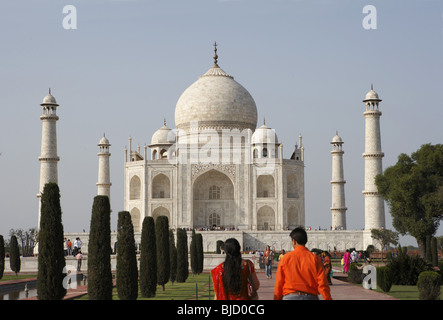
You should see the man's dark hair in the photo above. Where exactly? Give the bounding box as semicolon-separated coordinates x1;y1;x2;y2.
290;227;307;245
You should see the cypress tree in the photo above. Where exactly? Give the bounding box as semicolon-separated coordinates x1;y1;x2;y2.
139;216;157;297
169;229;177;285
37;183;66;300
116;211;138;300
87;195;113;300
196;233;204;274
156;216;170;291
176;228;189;283
9;236;21;275
0;235;4;279
190;229;197;275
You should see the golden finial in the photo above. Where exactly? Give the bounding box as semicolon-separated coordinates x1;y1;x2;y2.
213;41;219;66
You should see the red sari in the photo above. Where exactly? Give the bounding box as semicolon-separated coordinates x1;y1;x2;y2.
211;259;256;300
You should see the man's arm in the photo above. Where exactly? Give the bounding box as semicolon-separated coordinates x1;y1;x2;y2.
273;259;285;300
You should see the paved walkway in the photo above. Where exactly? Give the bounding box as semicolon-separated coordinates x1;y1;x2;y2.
255;268;398;300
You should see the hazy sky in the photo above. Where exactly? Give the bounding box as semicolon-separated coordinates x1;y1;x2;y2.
1;0;442;245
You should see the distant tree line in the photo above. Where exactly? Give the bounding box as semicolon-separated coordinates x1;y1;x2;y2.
1;228;38;257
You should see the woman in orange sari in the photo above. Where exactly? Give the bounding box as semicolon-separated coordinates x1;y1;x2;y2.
211;238;260;300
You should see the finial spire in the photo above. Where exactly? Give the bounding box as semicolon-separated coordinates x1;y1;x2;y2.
49;88;51;95
213;41;218;66
163;117;166;126
371;83;373;90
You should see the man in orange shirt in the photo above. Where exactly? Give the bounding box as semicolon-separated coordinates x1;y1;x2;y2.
274;227;332;300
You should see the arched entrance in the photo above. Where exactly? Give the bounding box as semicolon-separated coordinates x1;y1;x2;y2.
152;206;170;222
192;169;235;229
257;205;275;230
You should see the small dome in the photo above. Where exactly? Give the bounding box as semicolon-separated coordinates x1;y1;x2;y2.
150;124;175;146
331;132;343;144
251;123;279;145
41;93;58;105
99;135;110;146
363;86;381;102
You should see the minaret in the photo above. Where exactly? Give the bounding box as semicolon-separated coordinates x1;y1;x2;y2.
330;132;347;230
362;85;385;230
37;89;60;229
97;134;112;204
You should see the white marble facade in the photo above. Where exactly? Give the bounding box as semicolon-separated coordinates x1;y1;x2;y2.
124;54;306;237
118;48;383;252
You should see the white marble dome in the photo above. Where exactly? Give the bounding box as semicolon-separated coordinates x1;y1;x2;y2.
251;123;279;144
41;93;58;105
99;135;110;145
331;133;343;144
174;64;258;131
363;88;381;102
150;124;175;146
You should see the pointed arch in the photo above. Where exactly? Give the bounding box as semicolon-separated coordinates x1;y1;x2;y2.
152;206;170;221
129;175;141;200
257;205;275;230
192;169;235;228
287;173;298;198
257;174;275;198
152;173;170;198
130;207;141;232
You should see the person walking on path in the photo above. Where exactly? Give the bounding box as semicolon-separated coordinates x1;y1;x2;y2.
342;250;351;273
274;227;332;300
211;238;260;300
76;250;83;272
322;252;332;285
263;245;274;279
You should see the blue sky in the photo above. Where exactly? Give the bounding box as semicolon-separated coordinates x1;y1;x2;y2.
0;0;442;245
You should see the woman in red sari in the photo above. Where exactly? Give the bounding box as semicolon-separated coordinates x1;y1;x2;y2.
211;238;260;300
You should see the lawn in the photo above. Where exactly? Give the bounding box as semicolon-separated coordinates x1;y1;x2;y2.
373;284;443;300
77;273;215;300
0;274;37;282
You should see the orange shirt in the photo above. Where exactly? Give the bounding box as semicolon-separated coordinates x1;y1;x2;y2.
274;245;332;300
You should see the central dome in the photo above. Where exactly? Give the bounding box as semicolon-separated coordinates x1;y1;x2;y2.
175;59;258;132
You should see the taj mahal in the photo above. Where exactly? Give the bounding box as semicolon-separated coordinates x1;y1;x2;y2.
37;44;386;253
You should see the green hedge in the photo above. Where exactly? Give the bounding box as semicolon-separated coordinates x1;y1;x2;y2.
348;263;363;284
377;266;393;292
417;271;441;300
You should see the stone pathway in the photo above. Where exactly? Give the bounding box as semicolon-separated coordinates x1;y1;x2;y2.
254;268;398;300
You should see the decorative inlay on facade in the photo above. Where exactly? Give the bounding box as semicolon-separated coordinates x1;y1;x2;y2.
191;163;236;182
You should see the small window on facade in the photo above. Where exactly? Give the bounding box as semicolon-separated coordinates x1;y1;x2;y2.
209;185;221;200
